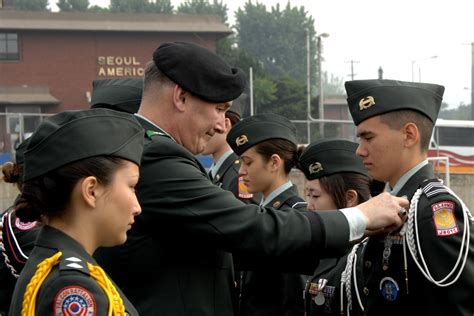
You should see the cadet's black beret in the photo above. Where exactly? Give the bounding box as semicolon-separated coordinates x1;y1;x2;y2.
153;42;247;103
298;139;368;180
15;138;30;165
90;78;143;114
23;109;144;181
227;113;297;156
345;79;444;125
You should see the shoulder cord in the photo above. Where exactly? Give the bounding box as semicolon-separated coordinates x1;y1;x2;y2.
0;210;29;278
401;187;472;288
340;239;366;315
21;251;125;316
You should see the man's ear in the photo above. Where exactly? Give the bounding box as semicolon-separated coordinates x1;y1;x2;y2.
172;85;187;112
81;176;102;208
224;117;232;133
403;122;419;149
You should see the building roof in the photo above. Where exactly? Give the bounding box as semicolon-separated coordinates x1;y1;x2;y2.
0;10;232;34
0;86;60;104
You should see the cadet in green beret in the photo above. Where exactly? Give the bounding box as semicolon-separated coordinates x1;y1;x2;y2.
345;79;474;315
226;113;307;316
90;78;143;114
0;138;42;315
298;139;371;315
94;42;407;316
8;109;144;316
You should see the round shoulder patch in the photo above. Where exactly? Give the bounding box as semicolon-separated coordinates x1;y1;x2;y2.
54;285;96;316
14;217;37;231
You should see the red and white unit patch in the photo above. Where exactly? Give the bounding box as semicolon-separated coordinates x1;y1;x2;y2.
14;217;37;231
238;176;253;199
54;286;96;316
431;201;459;237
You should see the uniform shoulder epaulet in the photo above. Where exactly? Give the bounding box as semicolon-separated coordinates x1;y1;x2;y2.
420;178;449;199
58;251;90;276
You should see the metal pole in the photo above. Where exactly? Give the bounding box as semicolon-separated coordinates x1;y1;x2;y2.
411;60;415;81
471;43;474;120
249;67;254;116
306;29;311;144
318;36;324;138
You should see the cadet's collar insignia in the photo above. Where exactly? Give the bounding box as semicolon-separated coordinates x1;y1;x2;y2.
273;201;281;208
215;174;220;181
379;277;399;301
359;96;375;111
309;162;324;174
238;176;253;199
236;135;248;146
234;159;240;164
431;201;459;236
54;286;96;315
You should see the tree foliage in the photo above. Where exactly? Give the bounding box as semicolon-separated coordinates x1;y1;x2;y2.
15;0;49;11
56;0;89;12
177;0;228;24
109;0;173;13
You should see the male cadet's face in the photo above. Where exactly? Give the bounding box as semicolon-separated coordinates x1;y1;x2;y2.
201;118;231;156
305;179;338;211
356;115;405;184
184;94;230;155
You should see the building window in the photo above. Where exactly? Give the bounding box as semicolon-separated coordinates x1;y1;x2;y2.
0;33;19;61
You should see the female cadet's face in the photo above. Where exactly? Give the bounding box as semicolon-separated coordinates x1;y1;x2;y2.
238;147;274;194
99;160;141;246
305;179;338;211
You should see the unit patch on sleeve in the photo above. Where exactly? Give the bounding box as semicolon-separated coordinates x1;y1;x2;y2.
431;201;459;237
54;286;96;316
238;176;253;199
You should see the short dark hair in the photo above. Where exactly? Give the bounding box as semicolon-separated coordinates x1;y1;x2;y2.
254;139;298;174
143;61;174;91
318;173;371;209
15;157;127;222
379;110;434;151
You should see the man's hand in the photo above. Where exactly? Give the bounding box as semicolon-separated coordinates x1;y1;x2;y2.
358;192;409;233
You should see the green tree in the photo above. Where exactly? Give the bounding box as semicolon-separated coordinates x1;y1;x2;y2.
15;0;49;11
177;0;228;24
88;5;109;12
109;0;172;13
57;0;89;11
439;103;472;120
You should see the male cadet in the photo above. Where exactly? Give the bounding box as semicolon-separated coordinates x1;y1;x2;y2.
345;79;474;315
90;78;143;113
201;94;260;204
94;42;408;316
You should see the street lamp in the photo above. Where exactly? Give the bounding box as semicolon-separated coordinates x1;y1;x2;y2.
317;32;329;138
411;55;437;82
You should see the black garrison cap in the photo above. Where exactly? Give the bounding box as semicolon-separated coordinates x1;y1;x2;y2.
15;138;30;165
298;139;368;180
227;113;297;156
227;93;247;120
90;78;143;114
345;79;445;125
23;109;144;181
153;42;247;103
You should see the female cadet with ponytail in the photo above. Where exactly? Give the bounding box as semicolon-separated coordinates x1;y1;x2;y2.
298;139;372;315
227;113;307;316
8;109;144;316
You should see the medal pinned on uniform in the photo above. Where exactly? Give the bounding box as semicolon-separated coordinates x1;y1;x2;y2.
382;235;393;270
379;277;399;301
313;278;327;306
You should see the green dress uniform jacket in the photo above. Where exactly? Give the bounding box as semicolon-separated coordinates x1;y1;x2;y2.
238;185;308;316
95;118;351;316
8;226;137;316
211;152;261;205
360;164;474;315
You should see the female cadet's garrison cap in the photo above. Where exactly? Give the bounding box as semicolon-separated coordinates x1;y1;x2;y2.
298;139;368;180
15;138;30;165
153;42;247;103
345;79;445;125
227;113;297;156
23;108;144;181
90;78;143;114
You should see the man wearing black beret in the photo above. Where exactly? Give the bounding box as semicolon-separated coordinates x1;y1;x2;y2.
345;79;474;315
94;42;408;315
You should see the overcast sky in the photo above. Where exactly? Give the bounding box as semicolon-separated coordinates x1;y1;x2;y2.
53;0;474;107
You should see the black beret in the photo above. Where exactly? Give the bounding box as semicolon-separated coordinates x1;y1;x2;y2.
90;78;143;114
15;138;30;165
227;113;297;156
153;42;247;103
298;139;368;180
23;109;144;181
345;79;444;125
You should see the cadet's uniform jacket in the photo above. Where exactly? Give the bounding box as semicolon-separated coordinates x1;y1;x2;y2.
0;207;41;314
9;226;137;316
238;185;308;316
360;164;474;315
95;118;351;316
211;152;261;205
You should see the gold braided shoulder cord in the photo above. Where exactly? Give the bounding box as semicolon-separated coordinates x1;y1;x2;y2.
21;251;126;316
